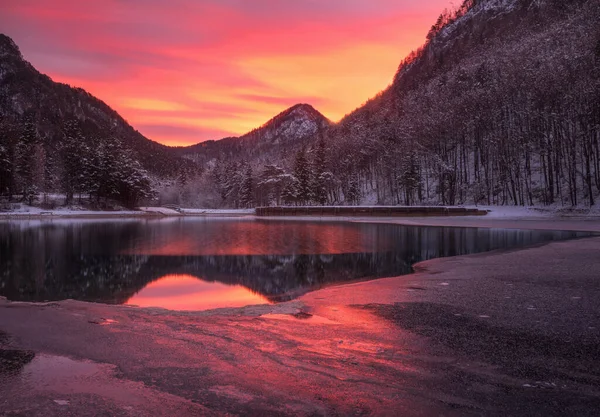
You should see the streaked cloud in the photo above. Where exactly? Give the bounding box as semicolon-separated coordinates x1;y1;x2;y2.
0;0;452;145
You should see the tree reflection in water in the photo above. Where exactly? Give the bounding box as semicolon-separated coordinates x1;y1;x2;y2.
0;219;591;309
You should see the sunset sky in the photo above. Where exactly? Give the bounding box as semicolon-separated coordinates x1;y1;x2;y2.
1;0;452;146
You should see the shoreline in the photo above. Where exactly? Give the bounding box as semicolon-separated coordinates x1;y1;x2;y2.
1;204;599;223
1;217;600;415
0;211;254;220
3;211;600;234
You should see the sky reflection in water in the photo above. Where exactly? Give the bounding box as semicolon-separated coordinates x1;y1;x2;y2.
0;218;592;311
127;274;270;310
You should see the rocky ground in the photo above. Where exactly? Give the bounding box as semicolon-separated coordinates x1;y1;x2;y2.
1;219;600;416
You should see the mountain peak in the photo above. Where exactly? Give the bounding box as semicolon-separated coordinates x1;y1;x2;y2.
260;103;329;130
244;103;329;146
284;103;328;122
175;103;329;158
287;102;321;113
0;34;22;58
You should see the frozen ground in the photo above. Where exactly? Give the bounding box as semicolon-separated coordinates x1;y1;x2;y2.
0;205;142;218
1;217;599;415
0;205;255;218
467;204;600;218
2;203;599;221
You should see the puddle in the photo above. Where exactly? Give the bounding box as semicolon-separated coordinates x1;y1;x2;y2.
262;313;339;325
0;349;35;374
20;354;106;389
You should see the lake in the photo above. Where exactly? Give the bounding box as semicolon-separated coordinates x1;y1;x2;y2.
0;218;591;310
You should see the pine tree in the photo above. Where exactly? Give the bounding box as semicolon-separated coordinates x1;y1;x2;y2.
0;118;14;198
61;120;90;204
240;165;254;208
345;173;361;205
400;151;421;206
15;118;39;205
223;162;243;208
293;148;312;205
94;137;122;203
258;165;287;206
212;161;229;203
282;177;299;206
312;136;328;205
0;145;8;182
117;157;154;208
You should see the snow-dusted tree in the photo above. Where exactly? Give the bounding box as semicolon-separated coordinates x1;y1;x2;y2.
61;120;89;204
281;176;299;206
15;117;39;205
211;160;229;203
258;164;286;206
0;122;14;198
224;162;244;208
399;150;421;206
116;157;154;208
345;173;361;205
293;148;312;205
311;136;328;205
240;165;254;208
0;143;9;194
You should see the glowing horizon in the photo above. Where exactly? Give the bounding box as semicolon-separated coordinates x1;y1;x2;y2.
1;0;452;146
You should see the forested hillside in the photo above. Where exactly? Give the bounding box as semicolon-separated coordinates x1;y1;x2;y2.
161;104;330;207
183;0;599;209
2;0;598;210
0;34;191;208
325;0;600;207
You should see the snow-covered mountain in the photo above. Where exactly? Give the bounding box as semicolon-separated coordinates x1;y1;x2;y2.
0;34;186;178
174;103;330;164
251;103;329;146
3;0;599;209
162;0;599;209
321;0;600;207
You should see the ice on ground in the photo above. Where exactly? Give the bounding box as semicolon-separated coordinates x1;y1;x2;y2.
0;204;139;217
466;205;600;219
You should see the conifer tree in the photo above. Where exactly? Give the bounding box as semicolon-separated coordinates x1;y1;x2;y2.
293;148;311;205
240;165;254;208
345;173;361;205
61;120;88;204
258;164;286;206
15;117;39;204
312;136;328;205
0;125;13;198
282;177;299;206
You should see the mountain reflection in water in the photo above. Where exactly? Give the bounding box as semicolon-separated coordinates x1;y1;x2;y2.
0;218;592;310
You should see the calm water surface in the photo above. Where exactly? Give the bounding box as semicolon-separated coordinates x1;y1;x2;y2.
0;218;591;310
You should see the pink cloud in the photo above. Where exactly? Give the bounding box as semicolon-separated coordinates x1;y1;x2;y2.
0;0;453;146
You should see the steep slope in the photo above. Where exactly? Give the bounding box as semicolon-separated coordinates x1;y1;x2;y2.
175;103;330;164
0;34;185;178
323;0;600;206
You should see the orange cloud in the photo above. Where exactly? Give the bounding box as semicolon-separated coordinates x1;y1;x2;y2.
0;0;453;146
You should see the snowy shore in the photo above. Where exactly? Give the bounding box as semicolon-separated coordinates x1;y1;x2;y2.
2;204;599;222
0;206;256;219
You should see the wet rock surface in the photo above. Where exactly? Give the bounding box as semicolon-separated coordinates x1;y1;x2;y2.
1;236;600;416
0;349;35;375
367;302;600;416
